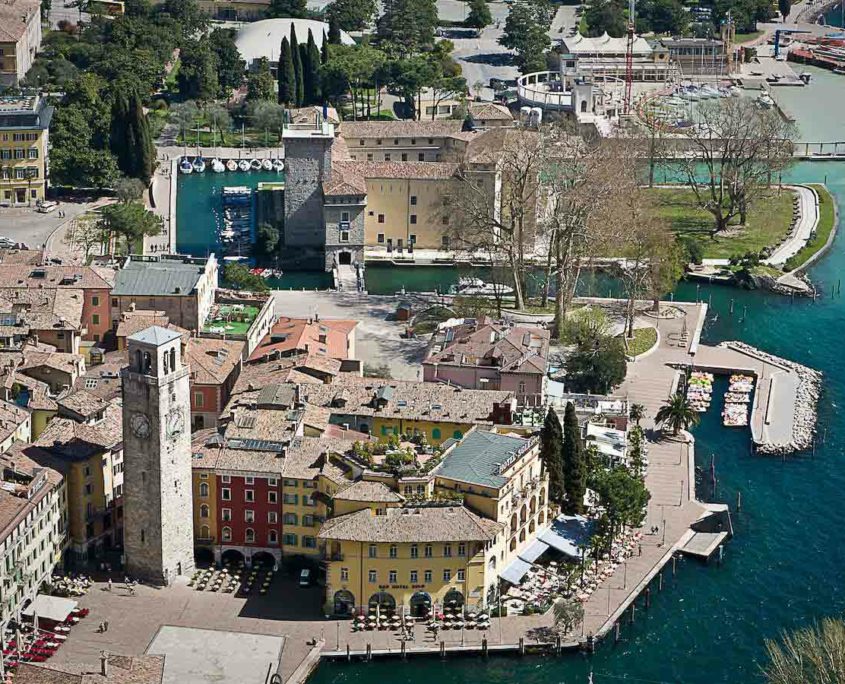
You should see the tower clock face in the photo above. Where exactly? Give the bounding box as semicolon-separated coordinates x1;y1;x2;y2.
130;413;151;439
166;407;184;439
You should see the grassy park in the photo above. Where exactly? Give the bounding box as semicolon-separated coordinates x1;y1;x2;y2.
622;327;658;356
644;187;795;260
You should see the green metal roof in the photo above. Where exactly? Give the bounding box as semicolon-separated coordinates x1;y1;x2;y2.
436;430;529;488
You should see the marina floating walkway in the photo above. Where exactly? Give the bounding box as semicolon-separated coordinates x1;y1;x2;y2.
680;531;730;560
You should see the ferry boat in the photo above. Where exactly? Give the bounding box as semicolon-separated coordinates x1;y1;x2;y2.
192;157;206;173
179;157;193;174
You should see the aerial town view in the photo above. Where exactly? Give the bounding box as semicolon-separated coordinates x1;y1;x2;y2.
0;0;842;680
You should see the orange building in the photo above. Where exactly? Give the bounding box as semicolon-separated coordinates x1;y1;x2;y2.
249;316;357;363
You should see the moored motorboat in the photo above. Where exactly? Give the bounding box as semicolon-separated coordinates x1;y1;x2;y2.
211;158;225;173
272;159;284;172
451;277;514;297
250;158;262;170
225;159;237;171
261;159;273;170
179;157;193;174
192;157;206;173
238;159;250;172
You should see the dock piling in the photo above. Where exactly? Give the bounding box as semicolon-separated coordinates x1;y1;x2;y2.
556;636;562;655
736;491;742;511
482;638;488;657
614;622;621;643
440;641;445;658
630;603;636;624
346;645;350;662
729;298;734;315
672;555;677;576
401;640;406;659
658;571;663;592
366;644;372;662
645;586;651;609
519;637;525;655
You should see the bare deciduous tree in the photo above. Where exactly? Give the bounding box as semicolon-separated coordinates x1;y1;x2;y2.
675;98;796;235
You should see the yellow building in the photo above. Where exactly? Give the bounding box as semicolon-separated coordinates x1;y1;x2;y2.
0;0;42;87
30;399;124;563
318;503;499;616
0;95;52;205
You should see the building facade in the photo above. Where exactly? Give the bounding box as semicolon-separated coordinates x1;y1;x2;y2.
122;326;195;584
0;0;42;87
0;96;53;205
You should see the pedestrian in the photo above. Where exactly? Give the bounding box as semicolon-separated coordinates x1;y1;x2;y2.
107;578;112;592
104;620;109;632
98;621;105;633
638;544;642;557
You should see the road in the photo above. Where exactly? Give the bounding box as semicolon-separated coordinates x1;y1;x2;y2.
0;200;99;254
48;0;87;28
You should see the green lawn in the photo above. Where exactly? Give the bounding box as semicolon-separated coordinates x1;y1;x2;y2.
203;305;260;335
644;187;794;260
622;327;658;356
784;184;836;272
734;30;764;44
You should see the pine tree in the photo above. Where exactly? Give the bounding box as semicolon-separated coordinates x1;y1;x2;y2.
321;32;329;64
328;15;341;44
561;401;586;514
303;29;321;104
277;37;295;105
539;407;565;507
290;25;304;106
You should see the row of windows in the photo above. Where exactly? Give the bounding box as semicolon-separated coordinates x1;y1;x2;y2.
351;568;466;584
359;137;436;146
220;527;277;544
200;506;280;524
8;133;38;142
283;533;317;548
1;166;38;179
368;542;466;559
282;479;316;488
0;148;38;160
219;488;278;503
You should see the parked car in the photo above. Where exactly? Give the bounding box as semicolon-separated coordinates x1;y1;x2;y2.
36;201;58;213
299;569;311;587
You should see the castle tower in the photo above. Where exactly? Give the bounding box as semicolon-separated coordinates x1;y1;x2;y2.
122;326;194;585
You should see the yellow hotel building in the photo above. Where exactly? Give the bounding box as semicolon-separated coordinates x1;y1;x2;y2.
0;95;52;205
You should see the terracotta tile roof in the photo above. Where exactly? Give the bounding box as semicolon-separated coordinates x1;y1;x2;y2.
0;264;111;291
425;318;549;375
115;311;188;342
289;105;340;125
72;351;127;402
36;401;123;459
332;480;403;503
249;317;356;363
0;288;85;331
0;0;39;43
282;436;354;484
318;504;501;543
0;248;43;265
184;337;244;385
340;120;466;139
299;376;512;424
341;160;460;180
0;444;63;540
0;399;28;442
57;390;108;419
468;102;513;121
15;654;165;684
20;350;85;377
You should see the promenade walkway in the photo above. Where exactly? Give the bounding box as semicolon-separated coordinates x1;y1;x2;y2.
765;185;819;267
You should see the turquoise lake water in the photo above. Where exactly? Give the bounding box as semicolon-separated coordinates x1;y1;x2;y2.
308;163;845;683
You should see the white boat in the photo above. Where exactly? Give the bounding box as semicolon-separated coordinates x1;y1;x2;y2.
238;159;250;172
179;158;193;174
756;91;774;109
453;277;514;297
250;159;262;171
211;158;225;173
261;159;273;170
225;159;237;171
272;159;284;172
192;157;206;173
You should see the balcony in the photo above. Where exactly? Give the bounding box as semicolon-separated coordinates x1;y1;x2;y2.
320;549;343;562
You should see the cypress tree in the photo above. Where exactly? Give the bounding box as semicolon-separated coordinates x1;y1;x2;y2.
290;25;304;106
277;37;295;105
129;90;155;183
561;401;586;514
109;92;131;176
321;31;329;64
539;407;565;507
303;29;321;104
328;15;341;44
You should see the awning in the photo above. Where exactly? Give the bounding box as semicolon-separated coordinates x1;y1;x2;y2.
499;557;532;585
22;595;77;623
519;539;549;563
537;514;596;559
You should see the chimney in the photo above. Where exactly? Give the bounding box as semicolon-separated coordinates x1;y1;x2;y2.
100;651;109;677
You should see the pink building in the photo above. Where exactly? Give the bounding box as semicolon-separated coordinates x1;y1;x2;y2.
422;317;549;407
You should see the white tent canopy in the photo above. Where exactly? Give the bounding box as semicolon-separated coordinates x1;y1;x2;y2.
22;594;77;623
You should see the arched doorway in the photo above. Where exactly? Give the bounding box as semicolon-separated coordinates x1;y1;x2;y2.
368;592;396;614
443;589;464;610
409;591;432;618
251;551;276;569
194;547;214;567
338;251;352;265
334;590;355;616
221;549;245;566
